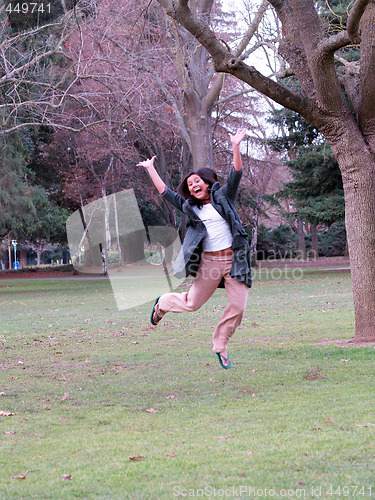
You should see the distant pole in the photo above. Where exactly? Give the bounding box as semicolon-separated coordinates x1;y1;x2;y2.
11;240;19;270
8;242;11;270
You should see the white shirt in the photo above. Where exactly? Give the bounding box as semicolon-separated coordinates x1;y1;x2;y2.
192;203;233;252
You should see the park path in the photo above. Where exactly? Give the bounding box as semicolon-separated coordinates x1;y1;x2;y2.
0;267;351;282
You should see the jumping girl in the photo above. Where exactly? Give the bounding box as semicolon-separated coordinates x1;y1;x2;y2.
137;129;251;369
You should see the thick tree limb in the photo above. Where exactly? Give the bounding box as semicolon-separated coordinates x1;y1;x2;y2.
224;59;314;119
269;0;354;114
313;2;366;59
358;1;375;148
317;30;352;57
204;72;225;111
276;67;295;78
347;0;372;43
156;0;314;122
310;31;353;112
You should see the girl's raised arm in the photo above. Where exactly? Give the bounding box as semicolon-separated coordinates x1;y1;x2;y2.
229;128;247;171
136;156;166;194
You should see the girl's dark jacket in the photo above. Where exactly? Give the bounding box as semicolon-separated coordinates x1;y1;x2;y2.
162;167;252;288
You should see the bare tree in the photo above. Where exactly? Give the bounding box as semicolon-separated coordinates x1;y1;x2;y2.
60;0;274;234
161;0;270;174
0;0;137;134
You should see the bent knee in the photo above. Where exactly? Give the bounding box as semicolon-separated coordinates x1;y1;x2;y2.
229;303;247;318
186;300;202;312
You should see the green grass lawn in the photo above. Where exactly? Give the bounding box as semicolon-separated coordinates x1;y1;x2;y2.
0;269;374;499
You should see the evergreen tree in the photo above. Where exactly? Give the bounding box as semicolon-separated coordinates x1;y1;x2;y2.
0;132;68;246
281;143;345;227
269;109;344;233
0;133;37;238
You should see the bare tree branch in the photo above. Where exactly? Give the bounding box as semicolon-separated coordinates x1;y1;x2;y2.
233;0;269;61
347;0;371;43
0;17;71;49
0;48;59;84
2;119;107;134
158;0;314;121
317;30;352;57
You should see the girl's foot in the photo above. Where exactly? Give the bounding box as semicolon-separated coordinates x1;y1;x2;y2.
216;351;231;369
150;297;164;325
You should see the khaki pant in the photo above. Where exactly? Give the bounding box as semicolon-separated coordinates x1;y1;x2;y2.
158;252;249;352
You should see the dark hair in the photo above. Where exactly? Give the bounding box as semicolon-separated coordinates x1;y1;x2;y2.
177;168;219;207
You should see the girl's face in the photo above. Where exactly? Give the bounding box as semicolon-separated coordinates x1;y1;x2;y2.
187;175;210;202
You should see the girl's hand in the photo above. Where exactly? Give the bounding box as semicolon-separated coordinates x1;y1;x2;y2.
137;156;166;194
229;128;247;147
136;156;156;169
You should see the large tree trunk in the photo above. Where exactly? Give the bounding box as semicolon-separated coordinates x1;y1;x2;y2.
329;125;375;342
20;249;27;268
184;89;215;170
343;169;375;342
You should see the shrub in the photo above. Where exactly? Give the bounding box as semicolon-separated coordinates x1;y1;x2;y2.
257;224;298;260
144;249;162;265
107;251;119;264
318;222;347;257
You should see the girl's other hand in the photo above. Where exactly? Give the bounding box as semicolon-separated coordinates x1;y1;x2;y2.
136;156;156;169
229;128;247;146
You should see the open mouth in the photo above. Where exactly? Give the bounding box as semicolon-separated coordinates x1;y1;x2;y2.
194;187;202;194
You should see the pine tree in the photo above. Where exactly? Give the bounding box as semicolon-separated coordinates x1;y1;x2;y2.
269;110;344;256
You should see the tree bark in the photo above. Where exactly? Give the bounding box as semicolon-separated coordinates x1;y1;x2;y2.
99;243;108;275
310;225;318;259
329;127;375;342
36;246;42;266
297;218;306;260
250;193;262;267
250;222;258;268
20;249;27;268
113;192;122;269
184;90;215;169
120;230;146;264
